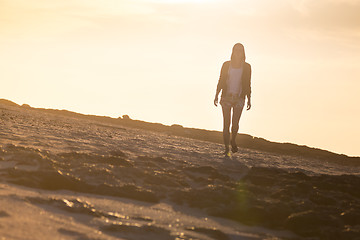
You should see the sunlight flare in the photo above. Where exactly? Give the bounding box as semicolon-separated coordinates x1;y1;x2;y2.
143;0;217;3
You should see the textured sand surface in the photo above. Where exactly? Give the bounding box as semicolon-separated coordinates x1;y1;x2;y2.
1;101;359;239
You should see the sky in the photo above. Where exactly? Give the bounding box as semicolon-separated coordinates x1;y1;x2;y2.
1;0;359;156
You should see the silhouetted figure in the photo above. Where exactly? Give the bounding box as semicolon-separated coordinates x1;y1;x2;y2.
214;43;252;156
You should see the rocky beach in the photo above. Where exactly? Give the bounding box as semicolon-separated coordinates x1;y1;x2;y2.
0;99;359;240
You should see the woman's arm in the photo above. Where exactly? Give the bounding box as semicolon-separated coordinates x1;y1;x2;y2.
214;62;227;106
246;64;252;110
214;88;221;106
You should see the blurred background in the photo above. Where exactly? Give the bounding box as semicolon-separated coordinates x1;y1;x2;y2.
1;0;359;156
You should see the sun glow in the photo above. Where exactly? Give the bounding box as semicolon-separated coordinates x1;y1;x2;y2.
1;0;359;156
144;0;216;3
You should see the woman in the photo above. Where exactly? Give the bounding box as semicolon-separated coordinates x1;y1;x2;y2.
214;43;252;156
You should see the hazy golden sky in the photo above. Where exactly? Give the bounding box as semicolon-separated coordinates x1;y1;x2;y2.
1;0;359;156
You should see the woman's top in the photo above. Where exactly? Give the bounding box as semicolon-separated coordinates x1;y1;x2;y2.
227;66;243;95
216;61;252;99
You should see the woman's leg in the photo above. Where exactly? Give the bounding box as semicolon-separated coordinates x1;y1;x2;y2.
221;104;231;153
231;104;245;152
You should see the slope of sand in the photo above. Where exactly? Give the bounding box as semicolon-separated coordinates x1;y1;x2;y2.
0;100;359;239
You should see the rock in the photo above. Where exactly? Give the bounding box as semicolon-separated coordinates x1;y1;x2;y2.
0;99;19;107
21;104;31;108
285;210;340;237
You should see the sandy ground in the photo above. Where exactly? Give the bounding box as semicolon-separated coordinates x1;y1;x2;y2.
0;182;298;240
1;101;359;240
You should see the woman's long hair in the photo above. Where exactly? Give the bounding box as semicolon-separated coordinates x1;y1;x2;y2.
230;43;246;63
